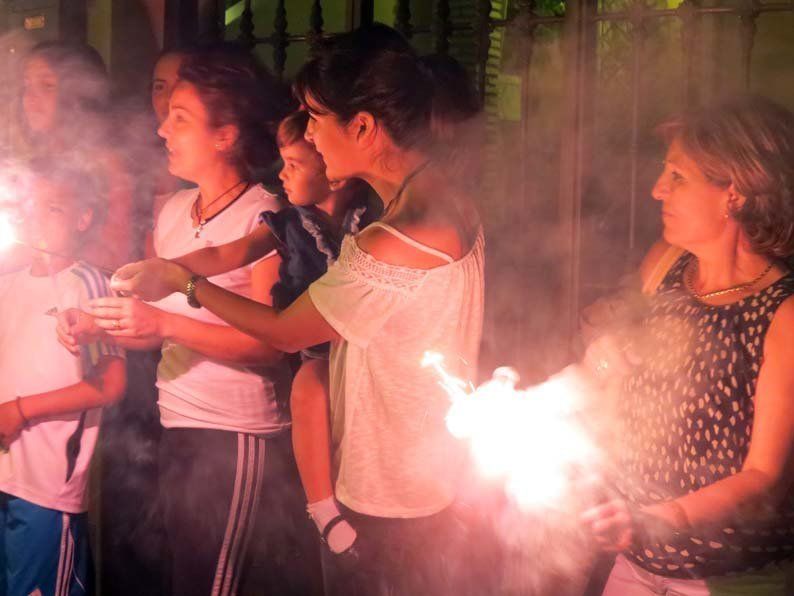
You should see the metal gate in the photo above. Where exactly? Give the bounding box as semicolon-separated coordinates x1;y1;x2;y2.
193;0;794;376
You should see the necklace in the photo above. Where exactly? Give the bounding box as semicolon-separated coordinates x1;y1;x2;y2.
382;160;432;218
192;181;248;238
685;259;774;300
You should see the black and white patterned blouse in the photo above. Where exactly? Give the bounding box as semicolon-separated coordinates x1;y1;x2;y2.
616;253;794;579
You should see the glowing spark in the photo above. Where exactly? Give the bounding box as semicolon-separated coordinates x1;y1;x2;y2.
0;212;18;251
423;351;600;510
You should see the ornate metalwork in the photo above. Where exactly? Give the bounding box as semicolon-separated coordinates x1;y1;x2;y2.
308;0;324;48
433;0;452;55
272;0;289;80
395;0;413;39
239;0;255;48
475;0;493;99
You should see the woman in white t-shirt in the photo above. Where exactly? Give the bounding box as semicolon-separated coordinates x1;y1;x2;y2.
107;25;485;596
59;46;309;596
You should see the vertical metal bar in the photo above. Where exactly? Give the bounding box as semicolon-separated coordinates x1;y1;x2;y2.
678;0;699;106
273;0;289;80
209;0;226;41
516;0;537;366
239;0;256;48
558;0;597;356
433;0;452;55
359;0;375;27
395;0;414;38
475;0;493;101
738;0;759;90
308;0;325;47
627;0;646;254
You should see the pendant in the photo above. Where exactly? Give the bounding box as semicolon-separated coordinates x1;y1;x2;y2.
195;220;205;239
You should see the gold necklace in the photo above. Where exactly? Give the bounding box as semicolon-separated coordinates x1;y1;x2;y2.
193;181;247;238
685;259;774;300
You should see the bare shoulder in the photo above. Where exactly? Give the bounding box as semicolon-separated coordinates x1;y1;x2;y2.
765;294;794;354
356;223;462;269
638;238;675;286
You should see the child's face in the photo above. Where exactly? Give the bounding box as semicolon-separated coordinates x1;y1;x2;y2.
23;56;58;134
278;140;332;207
23;179;92;260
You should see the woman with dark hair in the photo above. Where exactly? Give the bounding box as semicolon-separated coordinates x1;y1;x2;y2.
59;46;302;596
20;41;134;271
104;24;484;596
582;96;794;594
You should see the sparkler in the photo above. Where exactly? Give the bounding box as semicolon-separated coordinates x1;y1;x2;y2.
423;352;601;510
0;210;114;276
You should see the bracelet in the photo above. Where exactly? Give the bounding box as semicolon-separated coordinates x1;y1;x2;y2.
185;275;204;309
15;396;29;428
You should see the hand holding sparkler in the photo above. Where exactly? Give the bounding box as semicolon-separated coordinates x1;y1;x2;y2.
111;258;191;301
56;308;105;355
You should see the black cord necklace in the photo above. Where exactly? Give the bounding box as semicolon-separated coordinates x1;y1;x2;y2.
192;181;250;238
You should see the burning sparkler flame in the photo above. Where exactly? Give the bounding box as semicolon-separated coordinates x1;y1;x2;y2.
423;351;600;510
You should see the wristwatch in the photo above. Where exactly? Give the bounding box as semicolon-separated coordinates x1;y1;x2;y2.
186;275;204;309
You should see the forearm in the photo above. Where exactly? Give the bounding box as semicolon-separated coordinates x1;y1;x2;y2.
190;278;292;351
173;246;232;278
644;468;778;530
19;358;126;421
160;309;284;365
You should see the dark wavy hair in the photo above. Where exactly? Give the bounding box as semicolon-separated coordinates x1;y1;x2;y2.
293;25;482;179
178;44;293;182
23;41;109;143
293;24;432;152
657;95;794;263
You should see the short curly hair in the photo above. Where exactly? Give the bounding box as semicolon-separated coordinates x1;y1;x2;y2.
656;96;794;262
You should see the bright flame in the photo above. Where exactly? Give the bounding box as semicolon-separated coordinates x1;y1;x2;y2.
423;351;600;509
0;212;18;252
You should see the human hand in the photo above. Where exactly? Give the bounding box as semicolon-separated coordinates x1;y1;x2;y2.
583;333;640;384
56;308;104;354
0;400;25;449
87;296;166;339
580;498;635;552
111;258;190;301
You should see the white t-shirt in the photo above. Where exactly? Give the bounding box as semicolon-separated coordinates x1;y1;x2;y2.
152;185;291;435
308;230;485;518
0;262;124;513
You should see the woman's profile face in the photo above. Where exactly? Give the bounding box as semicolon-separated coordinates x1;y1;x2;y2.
151;52;184;125
303;96;364;182
23;56;58;133
652;137;731;250
157;81;225;182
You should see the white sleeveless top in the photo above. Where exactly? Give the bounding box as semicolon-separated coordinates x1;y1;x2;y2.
309;224;484;517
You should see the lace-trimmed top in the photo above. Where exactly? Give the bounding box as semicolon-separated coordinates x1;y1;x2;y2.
617;253;794;579
309;228;485;517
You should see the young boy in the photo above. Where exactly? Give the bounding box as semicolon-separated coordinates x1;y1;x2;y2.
0;161;126;596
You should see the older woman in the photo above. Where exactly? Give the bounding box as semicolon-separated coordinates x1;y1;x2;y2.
106;25;484;596
583;96;794;595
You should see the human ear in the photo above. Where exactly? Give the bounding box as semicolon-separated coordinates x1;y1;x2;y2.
77;208;93;233
214;124;240;153
726;183;746;216
352;112;377;147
